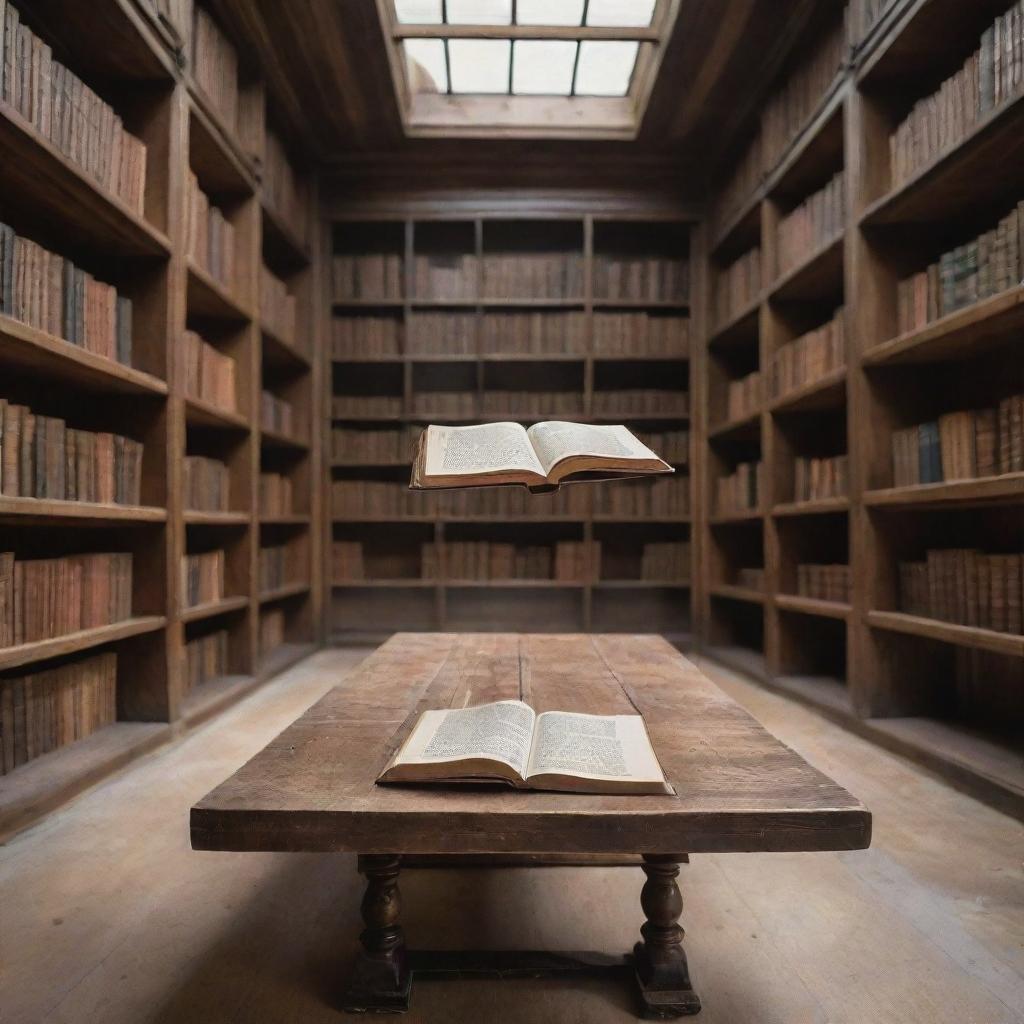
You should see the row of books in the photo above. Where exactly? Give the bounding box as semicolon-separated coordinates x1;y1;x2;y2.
408;312;476;355
414;254;477;301
258;544;290;593
0;552;132;647
593;313;689;356
725;370;762;423
796;563;851;603
900;549;1023;634
775;171;845;278
592;478;689;518
185;172;236;294
0;3;147;214
482;392;583;416
768;308;845;399
410;391;479;417
794;453;849;503
260;265;296;346
482;311;587;355
896;201;1024;333
263;128;308;243
430;542;564;582
260;471;293;517
481;253;584;299
332;395;403;418
332;253;404;301
761;11;847;171
592;389;688;416
635;428;689;464
892;394;1024;487
736;567;765;590
332;316;402;357
716;247;761;326
261;390;294;437
592;256;689;303
191;4;238;136
639;542;691;582
0;400;143;505
184;454;229;512
331;425;417;463
714;130;763;238
0;223;133;365
890;4;1024;190
259;607;285;655
0;651;117;775
717;461;762;514
183;627;229;695
183;331;236;412
182;550;223;608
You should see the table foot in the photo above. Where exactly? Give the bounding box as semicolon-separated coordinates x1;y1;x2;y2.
632;855;701;1018
342;855;413;1013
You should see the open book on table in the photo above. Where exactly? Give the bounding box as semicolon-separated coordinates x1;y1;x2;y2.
409;421;672;493
377;699;671;795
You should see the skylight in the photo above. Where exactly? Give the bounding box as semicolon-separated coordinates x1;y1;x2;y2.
382;0;674;138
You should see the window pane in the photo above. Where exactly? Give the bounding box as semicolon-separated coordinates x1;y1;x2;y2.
394;0;442;24
404;39;448;92
586;0;656;27
448;39;511;93
446;0;512;24
574;39;638;95
516;0;585;25
512;40;577;95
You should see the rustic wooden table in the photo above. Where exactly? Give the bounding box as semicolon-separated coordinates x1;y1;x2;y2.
191;633;871;1018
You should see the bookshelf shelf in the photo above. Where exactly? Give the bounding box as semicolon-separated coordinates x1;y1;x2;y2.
446;580;585;589
183;511;252;527
866;610;1024;659
709;509;763;525
593;580;691;589
259;582;312;605
0;498;167;526
186;260;251;322
0;316;169;397
0;102;172;258
700;644;768;682
591;299;690;310
864;474;1024;509
188;98;257;198
768;368;847;414
775;594;851;620
863;286;1024;367
332;299;405;310
766;672;852;718
711;192;763;260
179;596;250;625
178;674;258;730
771;497;849;517
708;411;762;441
0;721;171;844
709;301;760;347
860;91;1024;228
0;616;167;673
260;514;312;526
767;234;844;305
184;396;250;432
260;428;310;452
709;583;766;604
261;325;312;370
333;579;436;589
480;298;587;308
262;202;311;269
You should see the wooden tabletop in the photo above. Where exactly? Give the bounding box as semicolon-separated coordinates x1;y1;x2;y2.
190;634;871;855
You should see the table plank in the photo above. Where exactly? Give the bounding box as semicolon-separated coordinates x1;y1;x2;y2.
191;634;871;855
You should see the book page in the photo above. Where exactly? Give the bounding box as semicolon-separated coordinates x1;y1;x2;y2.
424;423;544;478
525;422;663;476
392;700;536;778
525;711;666;785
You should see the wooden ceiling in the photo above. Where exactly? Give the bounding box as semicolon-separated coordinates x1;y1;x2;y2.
213;0;814;198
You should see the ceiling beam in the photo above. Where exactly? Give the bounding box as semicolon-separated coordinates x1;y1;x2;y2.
392;24;660;41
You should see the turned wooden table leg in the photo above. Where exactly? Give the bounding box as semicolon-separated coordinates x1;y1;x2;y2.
341;854;413;1012
633;854;701;1018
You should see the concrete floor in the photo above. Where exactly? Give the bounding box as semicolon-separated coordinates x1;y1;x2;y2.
0;645;1022;1024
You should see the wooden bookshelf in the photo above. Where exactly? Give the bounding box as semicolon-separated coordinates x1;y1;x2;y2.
695;0;1024;813
0;0;323;838
328;211;693;639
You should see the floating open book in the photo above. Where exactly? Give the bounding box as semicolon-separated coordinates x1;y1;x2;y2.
410;421;672;493
378;699;670;795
